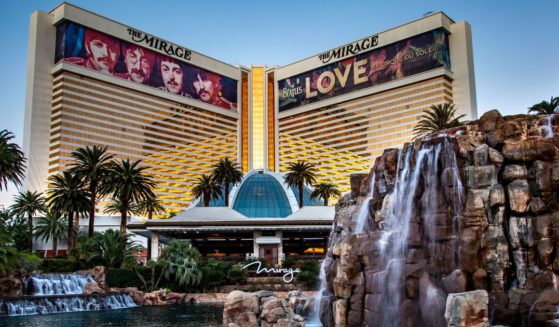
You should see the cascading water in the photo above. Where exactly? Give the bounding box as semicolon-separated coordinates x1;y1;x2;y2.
330;137;464;327
1;273;136;316
355;174;376;234
24;274;95;295
541;115;555;138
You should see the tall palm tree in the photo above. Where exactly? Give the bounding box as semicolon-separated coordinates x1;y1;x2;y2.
284;161;317;209
311;182;342;206
191;174;221;207
34;211;68;257
413;103;465;137
69;145;114;238
100;159;156;236
10;191;46;252
47;171;90;251
528;96;559;115
0;130;26;191
136;196;166;220
211;158;243;207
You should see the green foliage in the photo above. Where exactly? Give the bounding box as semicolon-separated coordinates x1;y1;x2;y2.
200;259;230;291
296;270;320;289
135;195;166;219
40;259;82;273
210;158;243;207
191;174;221;207
226;264;248;284
281;256;297;268
1;211;29;252
298;260;320;275
284;161;317;208
0;228;17;277
34;211;67;255
10;190;47;252
528;96;559;115
87;229;141;269
106;267;150;288
311;182;342;206
69;145;114;237
17;253;42;272
413;102;465;138
0;129;26;191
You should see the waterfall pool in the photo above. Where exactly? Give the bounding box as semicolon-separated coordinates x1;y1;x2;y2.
0;303;224;326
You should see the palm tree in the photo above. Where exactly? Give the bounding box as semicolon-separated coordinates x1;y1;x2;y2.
69;145;114;238
0;130;26;191
311;182;342;206
47;171;90;251
10;191;46;252
87;229;141;269
136;196;166;220
191;174;221;207
34;211;68;257
528;96;558;115
210;158;243;207
413;103;466;137
100;159;156;236
284;161;317;209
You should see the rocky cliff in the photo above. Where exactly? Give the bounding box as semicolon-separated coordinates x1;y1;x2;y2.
320;111;559;326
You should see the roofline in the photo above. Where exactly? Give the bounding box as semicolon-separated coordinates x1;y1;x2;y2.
128;218;334;229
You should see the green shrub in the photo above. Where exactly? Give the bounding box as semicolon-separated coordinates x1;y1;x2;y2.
298;260;320;274
17;253;42;272
226;264;248;284
296;270;319;289
281;256;297;268
106;267;150;288
40;259;81;273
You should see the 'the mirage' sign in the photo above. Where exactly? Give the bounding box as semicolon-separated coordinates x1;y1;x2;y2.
241;261;301;283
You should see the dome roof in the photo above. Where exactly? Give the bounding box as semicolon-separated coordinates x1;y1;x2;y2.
233;172;292;218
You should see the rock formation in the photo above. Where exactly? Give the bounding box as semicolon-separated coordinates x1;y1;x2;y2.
320;111;559;326
223;290;305;327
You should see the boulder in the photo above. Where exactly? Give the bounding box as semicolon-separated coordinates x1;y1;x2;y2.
444;290;489;327
0;277;22;297
82;281;105;295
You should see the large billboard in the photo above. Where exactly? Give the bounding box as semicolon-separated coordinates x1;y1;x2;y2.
278;29;450;112
55;22;238;112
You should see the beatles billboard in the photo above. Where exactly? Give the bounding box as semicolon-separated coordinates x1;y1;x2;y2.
55;21;238;112
278;29;450;112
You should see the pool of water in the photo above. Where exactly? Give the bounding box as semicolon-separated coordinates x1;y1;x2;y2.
0;303;224;327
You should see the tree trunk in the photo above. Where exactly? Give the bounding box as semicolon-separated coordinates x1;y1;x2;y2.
147;209;152;261
120;204;128;236
203;192;209;207
67;211;74;251
224;179;230;207
53;238;58;257
324;197;328;206
88;181;97;237
298;184;304;209
28;212;33;252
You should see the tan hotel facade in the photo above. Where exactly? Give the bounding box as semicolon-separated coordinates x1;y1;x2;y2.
23;3;476;215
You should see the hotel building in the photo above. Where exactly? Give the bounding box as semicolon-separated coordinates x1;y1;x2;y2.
24;3;476;261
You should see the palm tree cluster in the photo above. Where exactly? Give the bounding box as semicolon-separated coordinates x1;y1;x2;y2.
7;144;160;255
285;161;341;208
528;96;558;115
413;103;466;138
192;158;243;207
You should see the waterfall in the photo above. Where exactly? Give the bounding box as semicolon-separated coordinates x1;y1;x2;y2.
355;174;376;234
2;273;137;316
541;115;554;138
24;274;95;296
1;294;137;316
348;137;463;327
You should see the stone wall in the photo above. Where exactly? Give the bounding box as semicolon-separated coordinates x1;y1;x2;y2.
320;111;559;326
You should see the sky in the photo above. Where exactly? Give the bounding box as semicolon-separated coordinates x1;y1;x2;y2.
0;0;558;207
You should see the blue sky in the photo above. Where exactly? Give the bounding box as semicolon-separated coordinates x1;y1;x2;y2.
0;0;558;206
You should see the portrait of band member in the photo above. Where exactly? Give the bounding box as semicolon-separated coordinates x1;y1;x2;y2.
158;57;190;96
191;69;236;111
115;44;155;84
66;28;120;75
